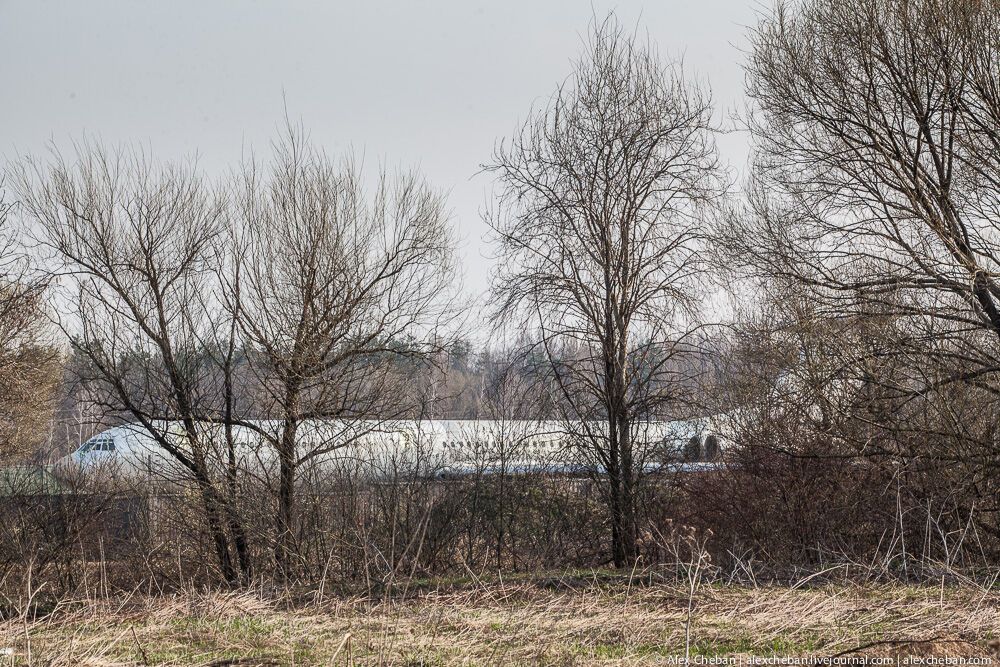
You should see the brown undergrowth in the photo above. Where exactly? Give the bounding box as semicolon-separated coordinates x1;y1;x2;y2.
2;574;999;666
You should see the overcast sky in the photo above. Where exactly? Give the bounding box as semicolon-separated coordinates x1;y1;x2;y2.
0;0;760;297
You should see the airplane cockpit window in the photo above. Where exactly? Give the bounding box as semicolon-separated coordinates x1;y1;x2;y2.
78;436;116;453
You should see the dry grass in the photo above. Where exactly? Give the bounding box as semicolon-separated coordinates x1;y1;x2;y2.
2;576;1000;666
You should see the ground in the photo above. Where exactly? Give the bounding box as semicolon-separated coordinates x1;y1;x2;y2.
3;573;1000;666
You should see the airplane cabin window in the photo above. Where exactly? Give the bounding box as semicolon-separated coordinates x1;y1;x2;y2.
703;434;719;461
683;435;702;462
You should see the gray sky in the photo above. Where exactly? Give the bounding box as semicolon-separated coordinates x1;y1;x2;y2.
0;0;759;297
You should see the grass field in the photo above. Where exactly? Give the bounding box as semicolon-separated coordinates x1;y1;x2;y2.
3;572;1000;666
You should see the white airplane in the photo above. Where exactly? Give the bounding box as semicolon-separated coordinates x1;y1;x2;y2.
58;417;725;482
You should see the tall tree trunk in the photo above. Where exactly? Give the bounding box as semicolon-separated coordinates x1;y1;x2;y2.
276;414;299;580
186;424;239;585
225;460;252;582
606;323;638;568
619;421;637;564
224;365;252;582
608;416;638;567
193;469;237;585
608;416;625;567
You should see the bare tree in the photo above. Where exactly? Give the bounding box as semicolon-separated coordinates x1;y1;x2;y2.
227;126;460;578
485;16;726;567
728;0;1000;395
11;144;249;584
712;0;1000;552
0;186;60;463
